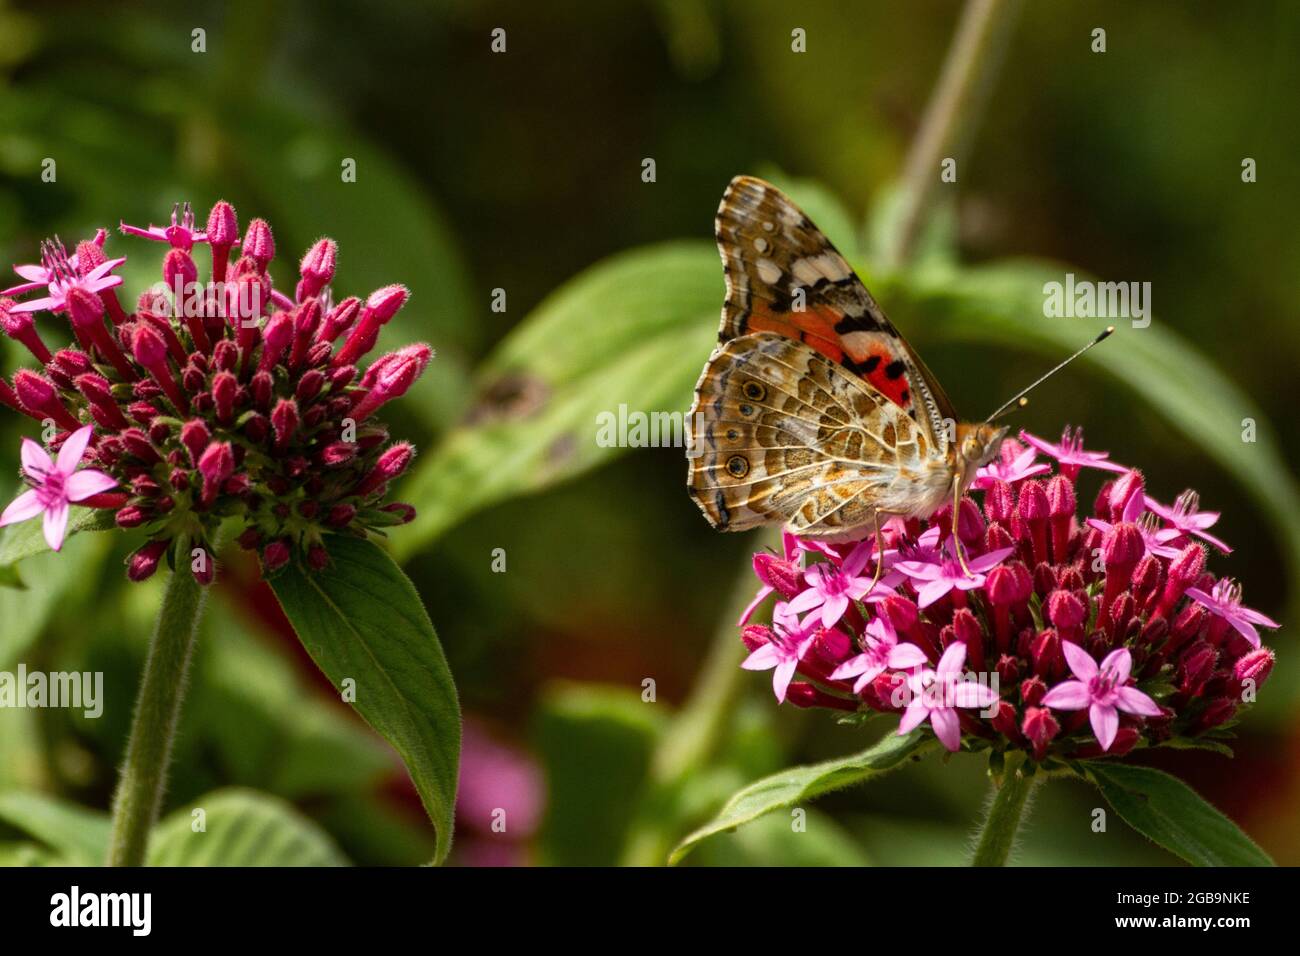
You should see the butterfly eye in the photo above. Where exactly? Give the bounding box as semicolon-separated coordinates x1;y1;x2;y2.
742;381;766;401
726;455;750;478
962;436;981;460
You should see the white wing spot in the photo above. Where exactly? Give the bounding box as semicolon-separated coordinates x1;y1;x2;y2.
756;258;782;284
753;237;769;253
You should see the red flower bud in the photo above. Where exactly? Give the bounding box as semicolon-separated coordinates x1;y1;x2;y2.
1021;706;1059;760
127;539;170;582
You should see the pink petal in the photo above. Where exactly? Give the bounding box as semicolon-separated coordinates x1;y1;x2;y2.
0;489;44;526
20;438;53;479
785;588;823;616
43;501;69;551
829;654;871;681
915;579;952;609
952;680;998;710
929;707;961;752
737;585;773;626
1090;703;1119;752
1115;686;1163;718
772;659;798;703
1227;617;1261;649
56;425;95;474
842;540;874;578
741;644;780;671
1061;641;1099;682
887;643;929;669
898;698;929;735
968;546;1015;573
1099;647;1132;684
1041;679;1091;711
13;264;47;281
936;642;967;682
64;469;117;501
820;592;849;629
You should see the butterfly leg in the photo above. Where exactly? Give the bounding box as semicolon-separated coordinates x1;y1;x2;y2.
952;474;974;578
869;510;885;588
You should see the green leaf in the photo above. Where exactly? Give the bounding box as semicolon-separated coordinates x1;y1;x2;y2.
1158;737;1235;758
1087;762;1274;866
0;790;111;866
669;731;933;865
269;534;461;864
893;260;1300;583
148;788;348;866
0;506;115;574
690;807;872;867
393;241;719;557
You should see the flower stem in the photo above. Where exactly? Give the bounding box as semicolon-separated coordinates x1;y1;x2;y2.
106;537;208;866
881;0;1024;268
971;756;1037;866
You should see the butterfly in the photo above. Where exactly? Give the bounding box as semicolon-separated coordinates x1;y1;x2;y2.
686;175;1011;557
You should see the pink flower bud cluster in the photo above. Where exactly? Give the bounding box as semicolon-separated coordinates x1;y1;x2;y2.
739;432;1280;761
1;202;433;583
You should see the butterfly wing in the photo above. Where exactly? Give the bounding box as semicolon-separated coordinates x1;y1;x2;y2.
687;334;954;538
713;175;956;450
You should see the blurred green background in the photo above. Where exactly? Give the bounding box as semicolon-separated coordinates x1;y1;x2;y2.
1;0;1297;866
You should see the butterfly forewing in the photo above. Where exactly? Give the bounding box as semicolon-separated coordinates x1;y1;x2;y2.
688;176;960;537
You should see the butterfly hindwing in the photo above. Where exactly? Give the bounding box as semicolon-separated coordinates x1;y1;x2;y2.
714;175;955;454
688;334;953;539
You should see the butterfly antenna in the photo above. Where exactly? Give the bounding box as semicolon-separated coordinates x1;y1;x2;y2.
985;326;1115;423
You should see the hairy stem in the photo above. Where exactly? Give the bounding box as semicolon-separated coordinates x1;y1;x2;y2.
106;537;208;866
971;758;1038;866
882;0;1024;268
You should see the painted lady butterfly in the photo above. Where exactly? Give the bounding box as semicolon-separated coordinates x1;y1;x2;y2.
686;175;1010;547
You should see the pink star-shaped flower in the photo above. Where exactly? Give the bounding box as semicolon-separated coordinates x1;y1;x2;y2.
1040;644;1161;751
897;642;999;751
1184;579;1279;650
7;238;125;317
829;617;928;693
3;230;109;298
119;201;209;251
1086;484;1181;559
1144;490;1231;554
0;426;117;551
1020;425;1128;481
973;444;1049;489
740;603;816;703
893;543;1015;608
784;538;901;628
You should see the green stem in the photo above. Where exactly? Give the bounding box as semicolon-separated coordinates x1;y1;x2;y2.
106;538;209;867
882;0;1024;268
971;759;1037;866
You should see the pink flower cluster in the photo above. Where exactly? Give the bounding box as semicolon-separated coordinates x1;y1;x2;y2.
739;428;1281;759
1;201;431;581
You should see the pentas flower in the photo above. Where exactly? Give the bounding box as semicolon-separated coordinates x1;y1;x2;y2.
6;238;126;316
0;425;116;550
737;426;1282;760
973;438;1049;489
741;603;816;703
1021;425;1128;480
1145;489;1232;554
0;201;432;583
